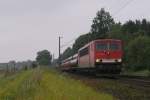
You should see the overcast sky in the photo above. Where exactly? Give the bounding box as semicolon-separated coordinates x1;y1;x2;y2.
0;0;150;62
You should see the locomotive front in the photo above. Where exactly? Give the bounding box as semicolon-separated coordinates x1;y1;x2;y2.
94;39;123;74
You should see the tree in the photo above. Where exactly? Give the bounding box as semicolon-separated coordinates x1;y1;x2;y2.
122;20;137;35
121;19;150;37
72;33;91;54
108;23;123;39
141;19;150;36
126;36;150;71
91;8;114;39
61;47;72;60
36;50;52;65
61;33;92;59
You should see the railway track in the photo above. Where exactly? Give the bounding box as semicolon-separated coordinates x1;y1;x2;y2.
118;75;150;88
60;70;150;100
65;70;150;88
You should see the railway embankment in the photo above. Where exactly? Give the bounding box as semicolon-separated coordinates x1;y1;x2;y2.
66;71;150;100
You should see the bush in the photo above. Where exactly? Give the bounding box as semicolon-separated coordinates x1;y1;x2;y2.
36;50;52;65
126;36;150;71
32;62;38;69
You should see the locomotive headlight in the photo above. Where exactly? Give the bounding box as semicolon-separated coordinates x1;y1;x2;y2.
96;59;100;62
96;59;102;63
118;59;122;62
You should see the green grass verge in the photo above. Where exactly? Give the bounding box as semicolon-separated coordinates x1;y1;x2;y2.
0;67;114;100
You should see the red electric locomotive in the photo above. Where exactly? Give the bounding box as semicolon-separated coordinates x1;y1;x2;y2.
78;39;123;74
61;39;123;74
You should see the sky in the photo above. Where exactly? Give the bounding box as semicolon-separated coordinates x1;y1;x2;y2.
0;0;150;62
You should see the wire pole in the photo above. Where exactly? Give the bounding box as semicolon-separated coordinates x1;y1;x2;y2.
58;36;62;66
52;53;55;62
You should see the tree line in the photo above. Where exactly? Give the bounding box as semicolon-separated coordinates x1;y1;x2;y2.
61;8;150;71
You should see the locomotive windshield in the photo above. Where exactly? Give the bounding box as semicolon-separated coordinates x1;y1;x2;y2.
96;43;107;51
110;43;120;50
96;42;120;51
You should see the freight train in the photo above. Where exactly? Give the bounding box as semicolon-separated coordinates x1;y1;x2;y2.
61;39;123;74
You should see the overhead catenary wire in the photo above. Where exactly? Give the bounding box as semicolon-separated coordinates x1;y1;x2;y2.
61;32;88;48
61;38;76;48
112;0;134;17
60;37;77;48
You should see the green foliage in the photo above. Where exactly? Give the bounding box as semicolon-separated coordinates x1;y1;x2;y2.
122;19;150;37
72;33;91;54
61;33;92;60
61;47;72;60
91;8;114;39
36;50;52;65
126;36;150;71
122;20;137;34
108;23;124;39
31;61;38;69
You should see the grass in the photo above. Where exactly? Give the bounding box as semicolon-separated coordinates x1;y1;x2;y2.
0;70;34;100
0;67;114;100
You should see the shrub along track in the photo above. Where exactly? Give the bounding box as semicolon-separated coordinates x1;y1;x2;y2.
64;71;150;100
